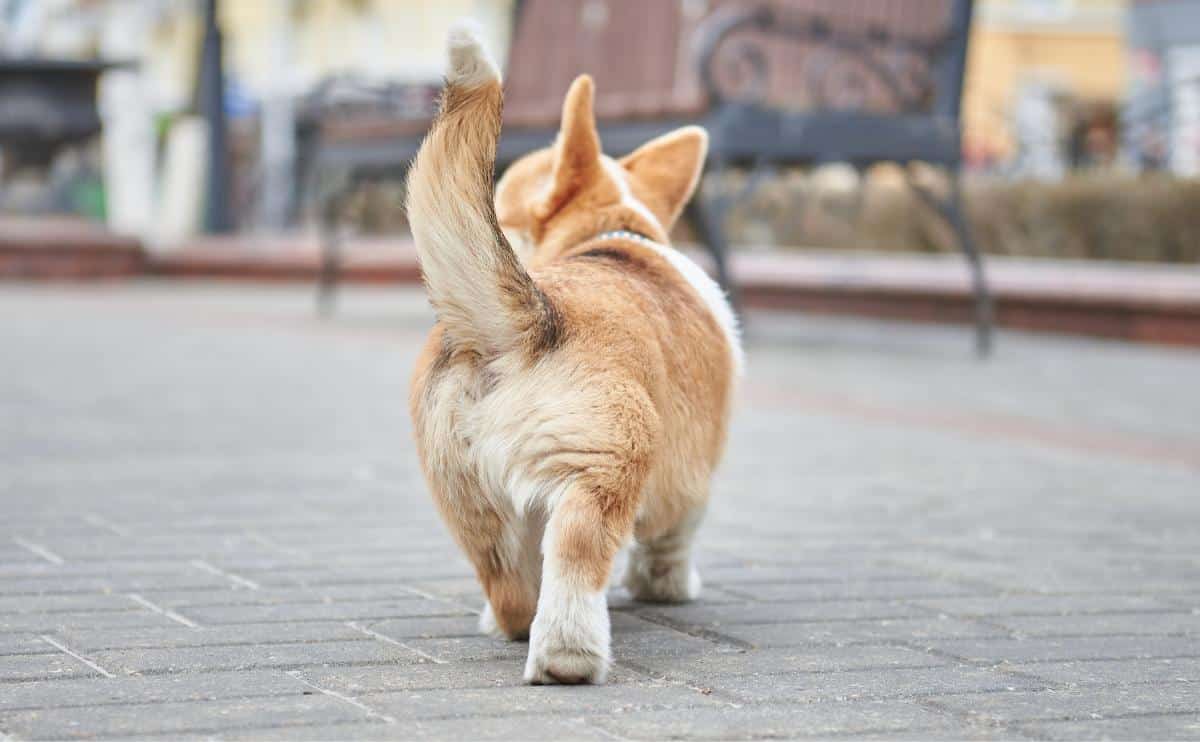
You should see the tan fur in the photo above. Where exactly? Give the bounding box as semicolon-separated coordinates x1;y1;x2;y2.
408;32;735;684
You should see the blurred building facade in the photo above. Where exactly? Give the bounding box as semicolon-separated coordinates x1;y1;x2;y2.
1126;0;1200;175
962;0;1128;173
0;0;514;241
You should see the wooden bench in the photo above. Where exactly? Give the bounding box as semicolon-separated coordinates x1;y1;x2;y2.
309;0;991;354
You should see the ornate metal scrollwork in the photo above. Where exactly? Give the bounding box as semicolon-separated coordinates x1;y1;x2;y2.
695;4;949;114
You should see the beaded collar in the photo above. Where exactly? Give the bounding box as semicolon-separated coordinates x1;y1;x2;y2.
586;229;661;247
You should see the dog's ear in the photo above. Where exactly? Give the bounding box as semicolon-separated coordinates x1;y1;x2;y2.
535;75;602;221
620;126;708;229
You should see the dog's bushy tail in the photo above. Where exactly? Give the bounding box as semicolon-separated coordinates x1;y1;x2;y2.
406;25;558;355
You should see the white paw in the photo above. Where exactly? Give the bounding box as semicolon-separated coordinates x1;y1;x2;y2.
623;556;701;604
523;591;610;685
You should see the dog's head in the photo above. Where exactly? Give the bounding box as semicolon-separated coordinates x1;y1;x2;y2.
496;75;708;267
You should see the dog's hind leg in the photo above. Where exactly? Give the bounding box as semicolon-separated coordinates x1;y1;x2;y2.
524;474;642;685
430;480;539;641
623;501;706;604
478;515;543;640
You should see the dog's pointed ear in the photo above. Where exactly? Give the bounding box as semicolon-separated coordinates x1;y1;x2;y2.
535;75;602;220
620;126;708;229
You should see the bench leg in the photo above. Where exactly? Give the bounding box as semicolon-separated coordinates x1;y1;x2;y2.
907;170;994;358
316;180;349;317
684;191;737;306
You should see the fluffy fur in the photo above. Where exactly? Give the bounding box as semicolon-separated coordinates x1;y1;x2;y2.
407;26;740;685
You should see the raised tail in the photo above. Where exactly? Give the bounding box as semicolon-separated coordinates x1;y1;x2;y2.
405;25;559;355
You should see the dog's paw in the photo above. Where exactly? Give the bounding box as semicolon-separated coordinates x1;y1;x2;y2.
623;557;702;604
479;600;531;641
523;592;610;685
524;644;609;685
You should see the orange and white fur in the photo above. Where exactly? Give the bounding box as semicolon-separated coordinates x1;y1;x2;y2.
407;27;741;684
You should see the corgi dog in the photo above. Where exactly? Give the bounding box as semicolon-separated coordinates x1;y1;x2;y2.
406;27;741;685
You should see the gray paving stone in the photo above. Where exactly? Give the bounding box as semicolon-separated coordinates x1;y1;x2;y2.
352;615;480;640
0;652;102;683
0;670;303;712
1164;594;1200;611
235;566;475;587
149;584;457;608
700;564;919;585
0;635;52;657
90;639;422;676
396;636;527;664
913;593;1180;617
358;681;729;722
0;561;218;580
927;636;1200;664
1018;713;1200;740
0;611;176;633
995;611;1200;637
631;598;929;627
584;700;982;740
721;665;1046;704
182;598;463;625
613;627;729;656
712;616;1007;647
0;594;145;616
55;622;369;652
928;684;1200;724
299;660;646;695
204;716;613;741
1011;657;1200;686
0;574;233;597
0;695;366;740
724;579;982;603
623;644;946;681
299;660;534;694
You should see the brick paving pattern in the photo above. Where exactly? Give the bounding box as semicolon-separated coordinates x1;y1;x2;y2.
2;283;1199;740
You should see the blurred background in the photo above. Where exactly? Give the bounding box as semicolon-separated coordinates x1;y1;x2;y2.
1;0;1199;346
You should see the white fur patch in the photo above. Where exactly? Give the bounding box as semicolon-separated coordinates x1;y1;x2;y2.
601;158;745;377
446;21;500;87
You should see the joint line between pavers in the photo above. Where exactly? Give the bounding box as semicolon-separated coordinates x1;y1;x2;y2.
613;660;743;708
345;621;447;665
1011;709;1200;737
577;717;634;742
38;635;115;678
285;670;397;725
394;584;475;611
633;610;755;650
12;538;64;565
82;513;131;537
243;530;309;558
126;593;202;629
190;559;261;590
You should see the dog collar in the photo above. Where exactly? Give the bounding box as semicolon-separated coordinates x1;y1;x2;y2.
588;229;660;246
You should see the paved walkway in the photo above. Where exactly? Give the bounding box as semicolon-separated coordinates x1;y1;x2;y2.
2;283;1199;740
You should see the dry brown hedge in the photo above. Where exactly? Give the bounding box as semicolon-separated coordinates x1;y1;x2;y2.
705;172;1200;264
